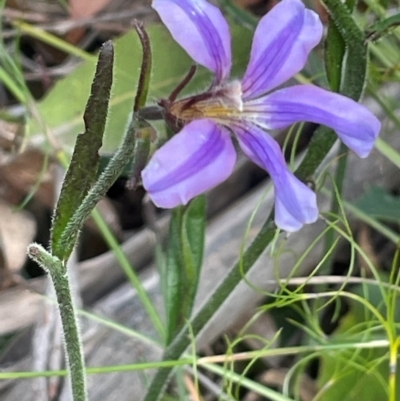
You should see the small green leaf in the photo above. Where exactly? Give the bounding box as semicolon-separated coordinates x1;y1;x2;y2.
51;41;114;261
165;196;206;345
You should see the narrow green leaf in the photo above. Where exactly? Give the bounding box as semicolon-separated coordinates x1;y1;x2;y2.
325;19;345;92
165;196;206;345
51;41;114;261
365;13;400;42
179;196;206;335
322;0;366;100
322;10;348;275
165;207;184;344
182;196;206;275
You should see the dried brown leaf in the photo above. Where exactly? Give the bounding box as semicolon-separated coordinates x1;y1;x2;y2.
0;148;54;208
0;199;36;276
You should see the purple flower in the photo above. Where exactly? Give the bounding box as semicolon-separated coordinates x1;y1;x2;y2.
142;0;381;231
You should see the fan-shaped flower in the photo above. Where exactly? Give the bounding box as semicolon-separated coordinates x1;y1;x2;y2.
142;0;381;231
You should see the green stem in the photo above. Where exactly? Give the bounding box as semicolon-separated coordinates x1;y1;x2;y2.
320;143;348;274
28;244;87;401
295;126;337;182
132;20;152;112
143;218;276;401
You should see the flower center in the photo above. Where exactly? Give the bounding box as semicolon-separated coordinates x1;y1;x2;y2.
169;80;243;125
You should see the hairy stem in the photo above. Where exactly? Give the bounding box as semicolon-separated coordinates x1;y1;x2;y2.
28;244;87;401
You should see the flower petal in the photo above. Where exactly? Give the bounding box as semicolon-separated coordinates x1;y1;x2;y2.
274;173;318;232
233;123;318;231
246;85;381;158
241;0;322;100
142;119;236;208
152;0;231;82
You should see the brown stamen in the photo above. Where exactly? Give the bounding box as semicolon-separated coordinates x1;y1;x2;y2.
168;65;197;102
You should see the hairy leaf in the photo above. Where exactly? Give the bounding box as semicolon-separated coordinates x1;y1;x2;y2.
51;41;114;261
